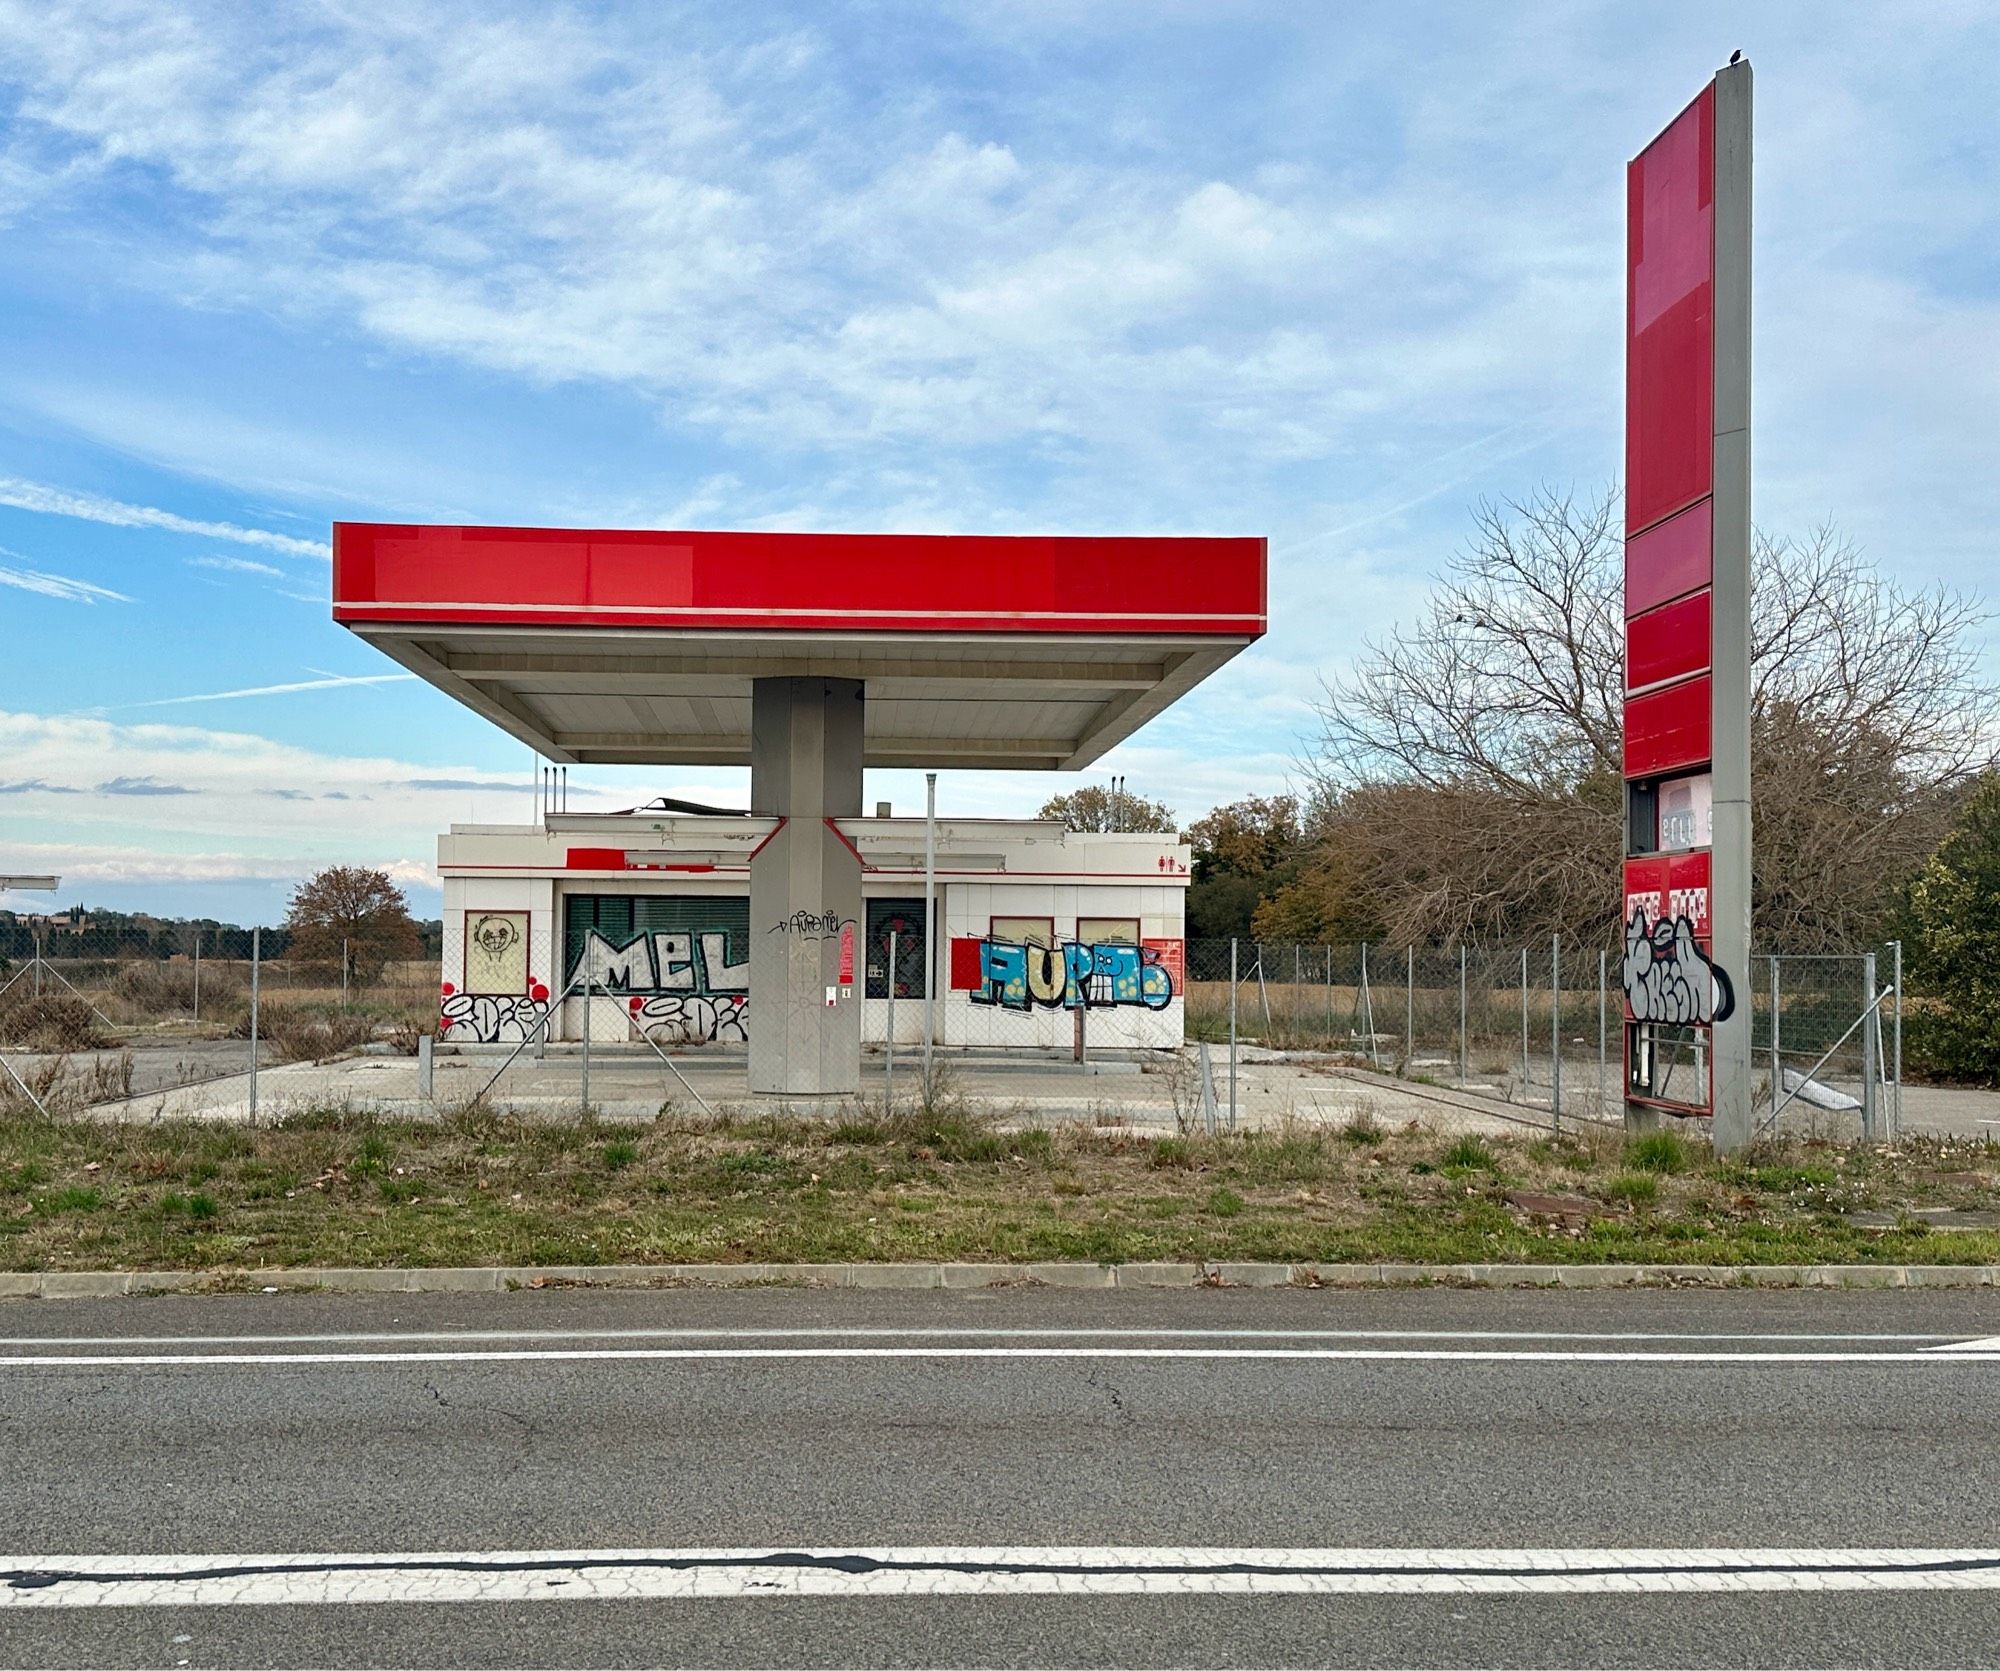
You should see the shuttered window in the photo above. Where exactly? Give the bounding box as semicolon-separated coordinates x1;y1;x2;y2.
563;895;751;994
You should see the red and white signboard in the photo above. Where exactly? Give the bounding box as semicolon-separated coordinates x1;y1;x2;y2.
1622;61;1752;1136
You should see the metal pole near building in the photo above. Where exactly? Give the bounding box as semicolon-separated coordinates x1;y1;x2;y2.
922;771;937;1098
580;981;591;1114
248;927;260;1123
885;929;897;1111
1228;937;1239;1131
1550;934;1562;1131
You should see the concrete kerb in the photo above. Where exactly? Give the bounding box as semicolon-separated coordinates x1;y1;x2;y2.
0;1261;1996;1301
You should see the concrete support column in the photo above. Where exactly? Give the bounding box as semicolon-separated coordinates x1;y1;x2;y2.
748;677;865;1096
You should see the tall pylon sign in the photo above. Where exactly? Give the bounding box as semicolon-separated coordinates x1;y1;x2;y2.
1621;59;1753;1150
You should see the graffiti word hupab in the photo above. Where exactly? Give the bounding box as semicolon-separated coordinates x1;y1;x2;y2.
972;938;1174;1013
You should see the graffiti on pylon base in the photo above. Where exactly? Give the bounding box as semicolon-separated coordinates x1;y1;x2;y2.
1622;908;1734;1027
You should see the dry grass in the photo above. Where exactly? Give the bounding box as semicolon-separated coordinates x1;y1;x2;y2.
1;1108;1996;1274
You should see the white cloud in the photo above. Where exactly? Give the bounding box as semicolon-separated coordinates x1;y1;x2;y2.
0;474;326;558
184;553;283;577
0;555;131;603
128;672;417;708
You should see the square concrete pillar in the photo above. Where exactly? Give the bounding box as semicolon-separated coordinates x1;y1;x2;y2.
748;677;865;1096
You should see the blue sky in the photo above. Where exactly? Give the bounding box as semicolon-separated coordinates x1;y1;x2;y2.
1;1;1995;925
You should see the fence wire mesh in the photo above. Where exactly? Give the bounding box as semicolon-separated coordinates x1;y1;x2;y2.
0;922;1915;1143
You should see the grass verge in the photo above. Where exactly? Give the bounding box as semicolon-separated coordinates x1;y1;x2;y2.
1;1109;1997;1273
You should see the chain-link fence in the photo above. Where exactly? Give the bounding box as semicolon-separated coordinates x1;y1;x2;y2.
0;922;1918;1142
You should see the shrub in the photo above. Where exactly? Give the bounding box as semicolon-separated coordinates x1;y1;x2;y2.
1628;1131;1691;1174
0;993;110;1052
1440;1136;1495;1173
1604;1172;1659;1206
255;1004;373;1063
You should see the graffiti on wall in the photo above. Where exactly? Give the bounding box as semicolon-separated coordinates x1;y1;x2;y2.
570;928;749;995
1622;908;1735;1027
625;993;750;1044
767;910;854;940
439;987;550;1043
568;927;751;1042
970;938;1175;1013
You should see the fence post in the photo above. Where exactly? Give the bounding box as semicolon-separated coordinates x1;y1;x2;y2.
1769;956;1782;1116
341;938;350;1005
32;932;41;999
1458;944;1468;1087
1359;943;1378;1069
1597;948;1607;1116
1519;947;1530;1103
1228;937;1239;1131
192;930;201;1025
1891;939;1903;1140
248;927;261;1123
1326;944;1334;1044
1404;946;1414;1072
1293;944;1302;1039
1550;934;1562;1131
886;930;897;1111
1860;951;1878;1142
580;981;591;1114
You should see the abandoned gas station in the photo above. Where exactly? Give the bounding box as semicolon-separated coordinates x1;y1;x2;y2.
333;525;1266;1096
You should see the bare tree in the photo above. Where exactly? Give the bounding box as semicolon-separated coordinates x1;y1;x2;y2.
1035;785;1176;834
1300;487;1997;950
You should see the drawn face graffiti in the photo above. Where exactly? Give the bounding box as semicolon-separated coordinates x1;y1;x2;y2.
1622;908;1735;1027
472;916;521;960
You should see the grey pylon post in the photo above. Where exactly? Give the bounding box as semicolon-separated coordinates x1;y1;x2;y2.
248;927;261;1123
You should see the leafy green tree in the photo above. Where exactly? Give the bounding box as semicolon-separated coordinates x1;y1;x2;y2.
1905;774;2000;1084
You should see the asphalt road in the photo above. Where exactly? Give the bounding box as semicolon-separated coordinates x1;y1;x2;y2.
1;1284;1997;1668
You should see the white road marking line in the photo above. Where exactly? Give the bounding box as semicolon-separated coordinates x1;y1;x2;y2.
0;1345;1996;1368
7;1547;1999;1606
1925;1336;2000;1353
0;1327;1968;1351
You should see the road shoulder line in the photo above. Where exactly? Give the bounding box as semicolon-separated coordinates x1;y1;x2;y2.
2;1260;1998;1301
